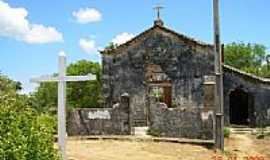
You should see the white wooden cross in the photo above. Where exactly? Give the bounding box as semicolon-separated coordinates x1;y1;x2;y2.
30;51;96;160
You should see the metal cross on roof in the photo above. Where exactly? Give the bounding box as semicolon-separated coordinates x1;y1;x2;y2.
154;4;164;20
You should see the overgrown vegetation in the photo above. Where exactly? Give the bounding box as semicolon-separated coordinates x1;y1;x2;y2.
0;60;102;159
147;128;162;137
256;134;265;139
224;127;230;138
0;74;60;160
104;42;118;50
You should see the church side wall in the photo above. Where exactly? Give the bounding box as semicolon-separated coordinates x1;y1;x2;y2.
223;69;270;127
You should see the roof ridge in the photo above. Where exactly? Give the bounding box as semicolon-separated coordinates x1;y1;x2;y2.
100;25;213;55
100;26;155;54
223;64;270;84
157;25;213;47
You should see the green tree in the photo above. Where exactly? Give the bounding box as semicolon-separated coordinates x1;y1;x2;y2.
0;74;60;160
104;42;117;50
0;73;22;94
0;95;60;160
224;42;270;77
67;60;102;108
31;60;102;113
260;64;270;78
30;82;58;114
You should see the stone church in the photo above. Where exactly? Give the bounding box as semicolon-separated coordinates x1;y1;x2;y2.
68;17;270;139
100;18;270;128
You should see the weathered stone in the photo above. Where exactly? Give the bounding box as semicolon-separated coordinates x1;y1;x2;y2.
67;95;131;135
67;23;270;138
101;25;270;129
148;98;214;140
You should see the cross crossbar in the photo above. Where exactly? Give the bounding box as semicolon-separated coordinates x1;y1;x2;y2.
30;52;96;160
30;74;96;83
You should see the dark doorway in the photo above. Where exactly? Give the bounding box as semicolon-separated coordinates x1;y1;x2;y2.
163;86;172;107
229;88;253;125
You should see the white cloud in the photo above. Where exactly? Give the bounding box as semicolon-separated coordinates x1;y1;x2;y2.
24;24;63;44
112;32;134;45
79;38;97;53
73;8;102;24
0;1;63;44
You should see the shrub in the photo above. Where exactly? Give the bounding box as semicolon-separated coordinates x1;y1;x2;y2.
37;114;57;134
224;127;230;138
147;128;162;137
0;94;60;160
256;134;265;139
171;101;177;108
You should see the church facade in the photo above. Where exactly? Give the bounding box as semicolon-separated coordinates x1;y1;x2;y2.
101;20;270;128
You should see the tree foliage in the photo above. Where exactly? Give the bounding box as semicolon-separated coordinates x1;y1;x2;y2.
0;74;60;160
224;42;270;77
67;60;102;108
0;74;22;94
31;60;102;113
30;82;58;114
104;42;118;50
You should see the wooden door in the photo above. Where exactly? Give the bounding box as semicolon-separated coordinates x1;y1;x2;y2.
163;86;172;107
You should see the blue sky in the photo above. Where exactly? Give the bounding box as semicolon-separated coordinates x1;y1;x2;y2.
0;0;270;94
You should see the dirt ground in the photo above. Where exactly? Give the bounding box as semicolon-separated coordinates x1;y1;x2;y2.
66;134;270;160
224;134;270;160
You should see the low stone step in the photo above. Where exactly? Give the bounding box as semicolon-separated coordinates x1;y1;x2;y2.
230;127;270;134
231;128;254;131
134;126;149;137
134;120;147;127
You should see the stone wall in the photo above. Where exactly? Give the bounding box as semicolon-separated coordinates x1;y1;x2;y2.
102;26;215;126
223;66;270;127
67;94;132;136
148;98;214;140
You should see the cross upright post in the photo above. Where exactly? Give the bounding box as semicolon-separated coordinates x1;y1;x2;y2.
154;5;164;20
30;52;96;160
58;52;67;159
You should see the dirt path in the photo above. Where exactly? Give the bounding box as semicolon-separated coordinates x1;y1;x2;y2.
65;133;269;160
224;133;269;160
67;140;214;160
